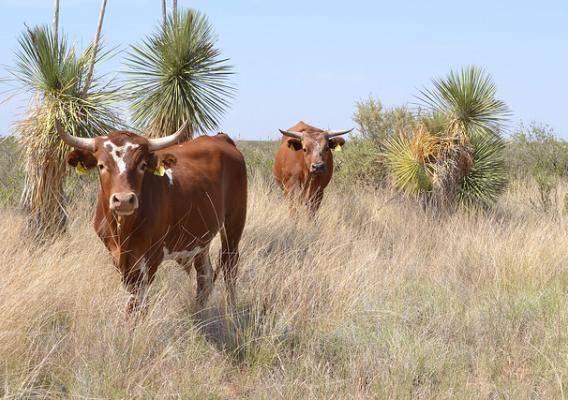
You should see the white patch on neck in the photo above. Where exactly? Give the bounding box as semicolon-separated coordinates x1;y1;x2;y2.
163;246;202;261
165;168;174;186
103;140;139;175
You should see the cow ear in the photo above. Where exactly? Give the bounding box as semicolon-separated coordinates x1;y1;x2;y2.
328;137;345;149
287;139;302;151
148;152;177;169
160;153;177;168
65;149;97;169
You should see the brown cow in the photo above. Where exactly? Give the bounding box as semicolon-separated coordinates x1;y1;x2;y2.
56;122;247;314
273;121;352;212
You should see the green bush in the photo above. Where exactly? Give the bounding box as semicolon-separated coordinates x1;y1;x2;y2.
505;123;568;213
333;138;384;188
237;140;278;182
352;96;415;144
505;123;568;180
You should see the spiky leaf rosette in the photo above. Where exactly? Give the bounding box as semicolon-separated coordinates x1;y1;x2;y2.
13;25;120;139
418;66;509;140
383;127;438;195
125;9;235;139
458;133;507;207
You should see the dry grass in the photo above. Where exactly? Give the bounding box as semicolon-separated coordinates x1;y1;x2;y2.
1;176;568;399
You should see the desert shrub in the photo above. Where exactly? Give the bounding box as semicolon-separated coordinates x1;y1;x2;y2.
506;123;568;214
333;138;384;188
505;123;568;180
0;136;24;207
237;140;278;182
347;97;419;188
353;96;416;144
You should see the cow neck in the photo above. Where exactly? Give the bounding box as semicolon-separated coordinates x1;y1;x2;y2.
99;198;142;250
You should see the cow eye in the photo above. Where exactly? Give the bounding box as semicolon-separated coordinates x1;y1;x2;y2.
98;164;104;171
139;162;147;171
303;148;307;152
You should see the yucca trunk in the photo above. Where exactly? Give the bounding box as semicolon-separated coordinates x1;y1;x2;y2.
430;142;473;210
82;0;107;97
18;112;67;238
161;0;167;28
53;0;59;46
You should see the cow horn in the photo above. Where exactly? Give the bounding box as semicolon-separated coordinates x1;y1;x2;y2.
326;128;353;138
55;120;96;152
279;129;303;140
147;121;188;152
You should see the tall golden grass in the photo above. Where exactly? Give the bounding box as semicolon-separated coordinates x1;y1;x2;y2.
1;175;568;399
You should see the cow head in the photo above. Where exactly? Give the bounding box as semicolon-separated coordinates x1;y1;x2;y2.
279;127;352;175
56;121;185;216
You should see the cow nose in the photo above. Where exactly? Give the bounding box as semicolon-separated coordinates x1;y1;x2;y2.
310;162;325;173
110;192;138;215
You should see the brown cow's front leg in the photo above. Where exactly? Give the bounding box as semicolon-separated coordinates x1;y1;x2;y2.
308;189;324;214
122;256;156;316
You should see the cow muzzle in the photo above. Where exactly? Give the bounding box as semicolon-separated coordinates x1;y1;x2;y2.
310;162;326;175
109;192;139;216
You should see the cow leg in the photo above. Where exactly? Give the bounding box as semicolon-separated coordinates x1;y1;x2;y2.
193;248;214;309
219;224;244;310
308;189;324;214
122;257;156;317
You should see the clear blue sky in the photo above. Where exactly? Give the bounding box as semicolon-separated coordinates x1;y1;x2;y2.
1;0;567;139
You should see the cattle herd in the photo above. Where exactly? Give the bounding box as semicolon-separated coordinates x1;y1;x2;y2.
55;120;350;315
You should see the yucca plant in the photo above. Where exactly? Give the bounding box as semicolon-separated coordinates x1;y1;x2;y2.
124;8;235;140
385;66;509;209
383;125;437;196
12;25;120;237
419;66;509;141
458;133;507;206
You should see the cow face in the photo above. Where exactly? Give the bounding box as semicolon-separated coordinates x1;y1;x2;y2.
56;122;185;217
286;132;346;175
65;133;176;216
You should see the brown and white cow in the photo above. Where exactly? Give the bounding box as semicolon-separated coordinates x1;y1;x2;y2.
273;121;352;212
56;122;247;314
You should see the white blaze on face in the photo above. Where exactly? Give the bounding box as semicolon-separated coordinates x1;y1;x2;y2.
103;140;140;175
313;141;324;155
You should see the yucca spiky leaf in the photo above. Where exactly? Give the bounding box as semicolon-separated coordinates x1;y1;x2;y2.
124;9;235;138
383;132;434;195
12;25;121;140
418;66;509;139
458;133;507;207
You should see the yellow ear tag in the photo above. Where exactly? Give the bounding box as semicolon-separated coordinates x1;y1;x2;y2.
334;144;342;152
75;163;87;175
153;163;166;176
